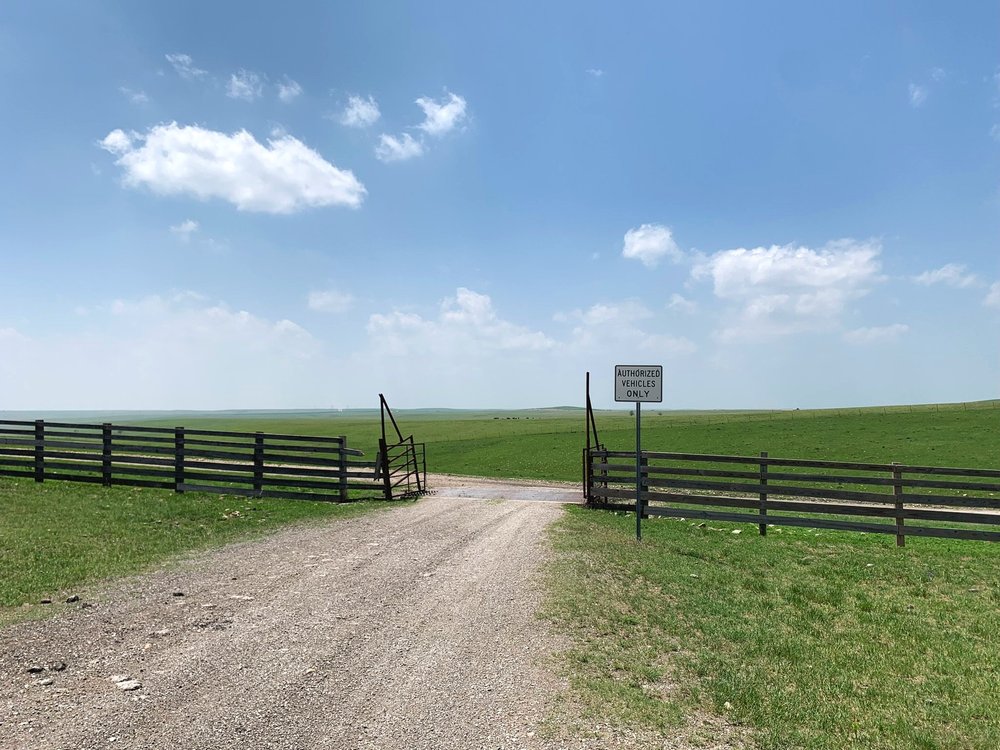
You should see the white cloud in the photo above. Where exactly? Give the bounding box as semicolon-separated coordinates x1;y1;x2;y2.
375;133;424;162
100;122;366;213
692;239;883;339
622;224;683;267
843;324;909;345
170;219;199;242
586;68;604;77
991;124;1000;142
931;67;946;82
227;69;264;101
308;289;354;313
368;288;553;358
339;95;380;127
0;326;28;343
985;282;1000;309
667;293;697;314
557;300;696;357
165;53;207;80
0;294;324;409
913;263;979;288
119;87;149;104
415;92;467;136
909;83;928;107
277;78;303;103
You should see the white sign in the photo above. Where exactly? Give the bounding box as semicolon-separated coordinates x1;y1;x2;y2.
614;364;663;403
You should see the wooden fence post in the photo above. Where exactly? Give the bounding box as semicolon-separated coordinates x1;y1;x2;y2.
338;436;348;503
892;462;905;547
34;419;44;483
174;427;185;494
759;451;768;536
253;432;264;496
640;455;649;519
102;423;113;487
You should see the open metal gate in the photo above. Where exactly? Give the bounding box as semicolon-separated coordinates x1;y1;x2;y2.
376;393;427;500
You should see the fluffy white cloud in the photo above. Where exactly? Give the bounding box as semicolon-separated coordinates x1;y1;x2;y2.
914;263;979;288
557;300;696;357
667;293;697;314
0;294;323;409
165;53;207;80
368;288;553;358
119;87;149;104
308;289;354;313
340;95;380;127
375;133;424;162
416;92;467;136
227;69;264;101
277;78;303;103
986;282;1000;309
586;68;604;77
170;219;199;242
693;239;882;339
909;83;927;107
843;324;909;345
622;224;683;267
100;123;366;213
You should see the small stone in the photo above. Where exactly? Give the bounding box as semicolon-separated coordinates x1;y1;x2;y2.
731;529;742;535
110;674;131;683
171;591;185;597
228;594;254;601
36;677;54;687
689;574;699;578
26;665;44;674
724;701;733;710
40;599;52;605
48;661;67;672
116;679;142;691
151;629;170;638
81;602;93;609
65;594;79;603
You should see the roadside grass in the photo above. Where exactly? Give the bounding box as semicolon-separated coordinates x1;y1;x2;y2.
134;403;1000;481
0;479;386;624
544;508;1000;750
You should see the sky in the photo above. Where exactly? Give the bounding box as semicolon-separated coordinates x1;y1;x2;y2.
1;1;998;411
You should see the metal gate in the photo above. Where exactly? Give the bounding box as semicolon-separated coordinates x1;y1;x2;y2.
376;393;427;500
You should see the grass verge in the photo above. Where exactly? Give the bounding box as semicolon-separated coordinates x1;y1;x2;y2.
0;479;387;625
544;507;1000;750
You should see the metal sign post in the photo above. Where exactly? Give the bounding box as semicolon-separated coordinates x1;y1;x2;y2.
614;365;663;541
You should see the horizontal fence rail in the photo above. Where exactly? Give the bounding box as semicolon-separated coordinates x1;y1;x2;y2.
0;419;388;502
586;449;1000;544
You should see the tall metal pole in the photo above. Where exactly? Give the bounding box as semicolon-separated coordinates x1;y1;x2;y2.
635;400;642;541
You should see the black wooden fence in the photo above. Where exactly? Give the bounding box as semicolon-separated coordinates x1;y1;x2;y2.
586;449;1000;544
0;419;387;502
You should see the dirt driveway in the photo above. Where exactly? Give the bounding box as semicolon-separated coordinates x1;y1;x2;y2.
0;477;623;750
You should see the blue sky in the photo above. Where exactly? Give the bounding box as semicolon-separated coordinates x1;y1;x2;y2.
1;1;998;410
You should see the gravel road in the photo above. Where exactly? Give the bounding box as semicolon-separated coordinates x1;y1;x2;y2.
0;477;625;750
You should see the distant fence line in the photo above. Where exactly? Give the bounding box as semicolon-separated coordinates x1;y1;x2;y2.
0;419;399;502
585;449;1000;544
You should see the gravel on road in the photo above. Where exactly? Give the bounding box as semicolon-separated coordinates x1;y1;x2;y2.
0;479;610;750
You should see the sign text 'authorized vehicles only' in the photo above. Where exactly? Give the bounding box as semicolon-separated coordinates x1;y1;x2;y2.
613;365;663;403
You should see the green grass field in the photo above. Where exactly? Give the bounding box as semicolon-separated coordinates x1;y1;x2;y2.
3;401;999;747
0;480;385;625
544;508;1000;750
132;400;1000;479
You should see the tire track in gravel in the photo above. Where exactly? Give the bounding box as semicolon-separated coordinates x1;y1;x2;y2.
0;483;607;750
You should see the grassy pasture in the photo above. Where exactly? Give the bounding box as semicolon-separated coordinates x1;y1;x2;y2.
0;480;385;625
3;401;999;747
133;400;1000;479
